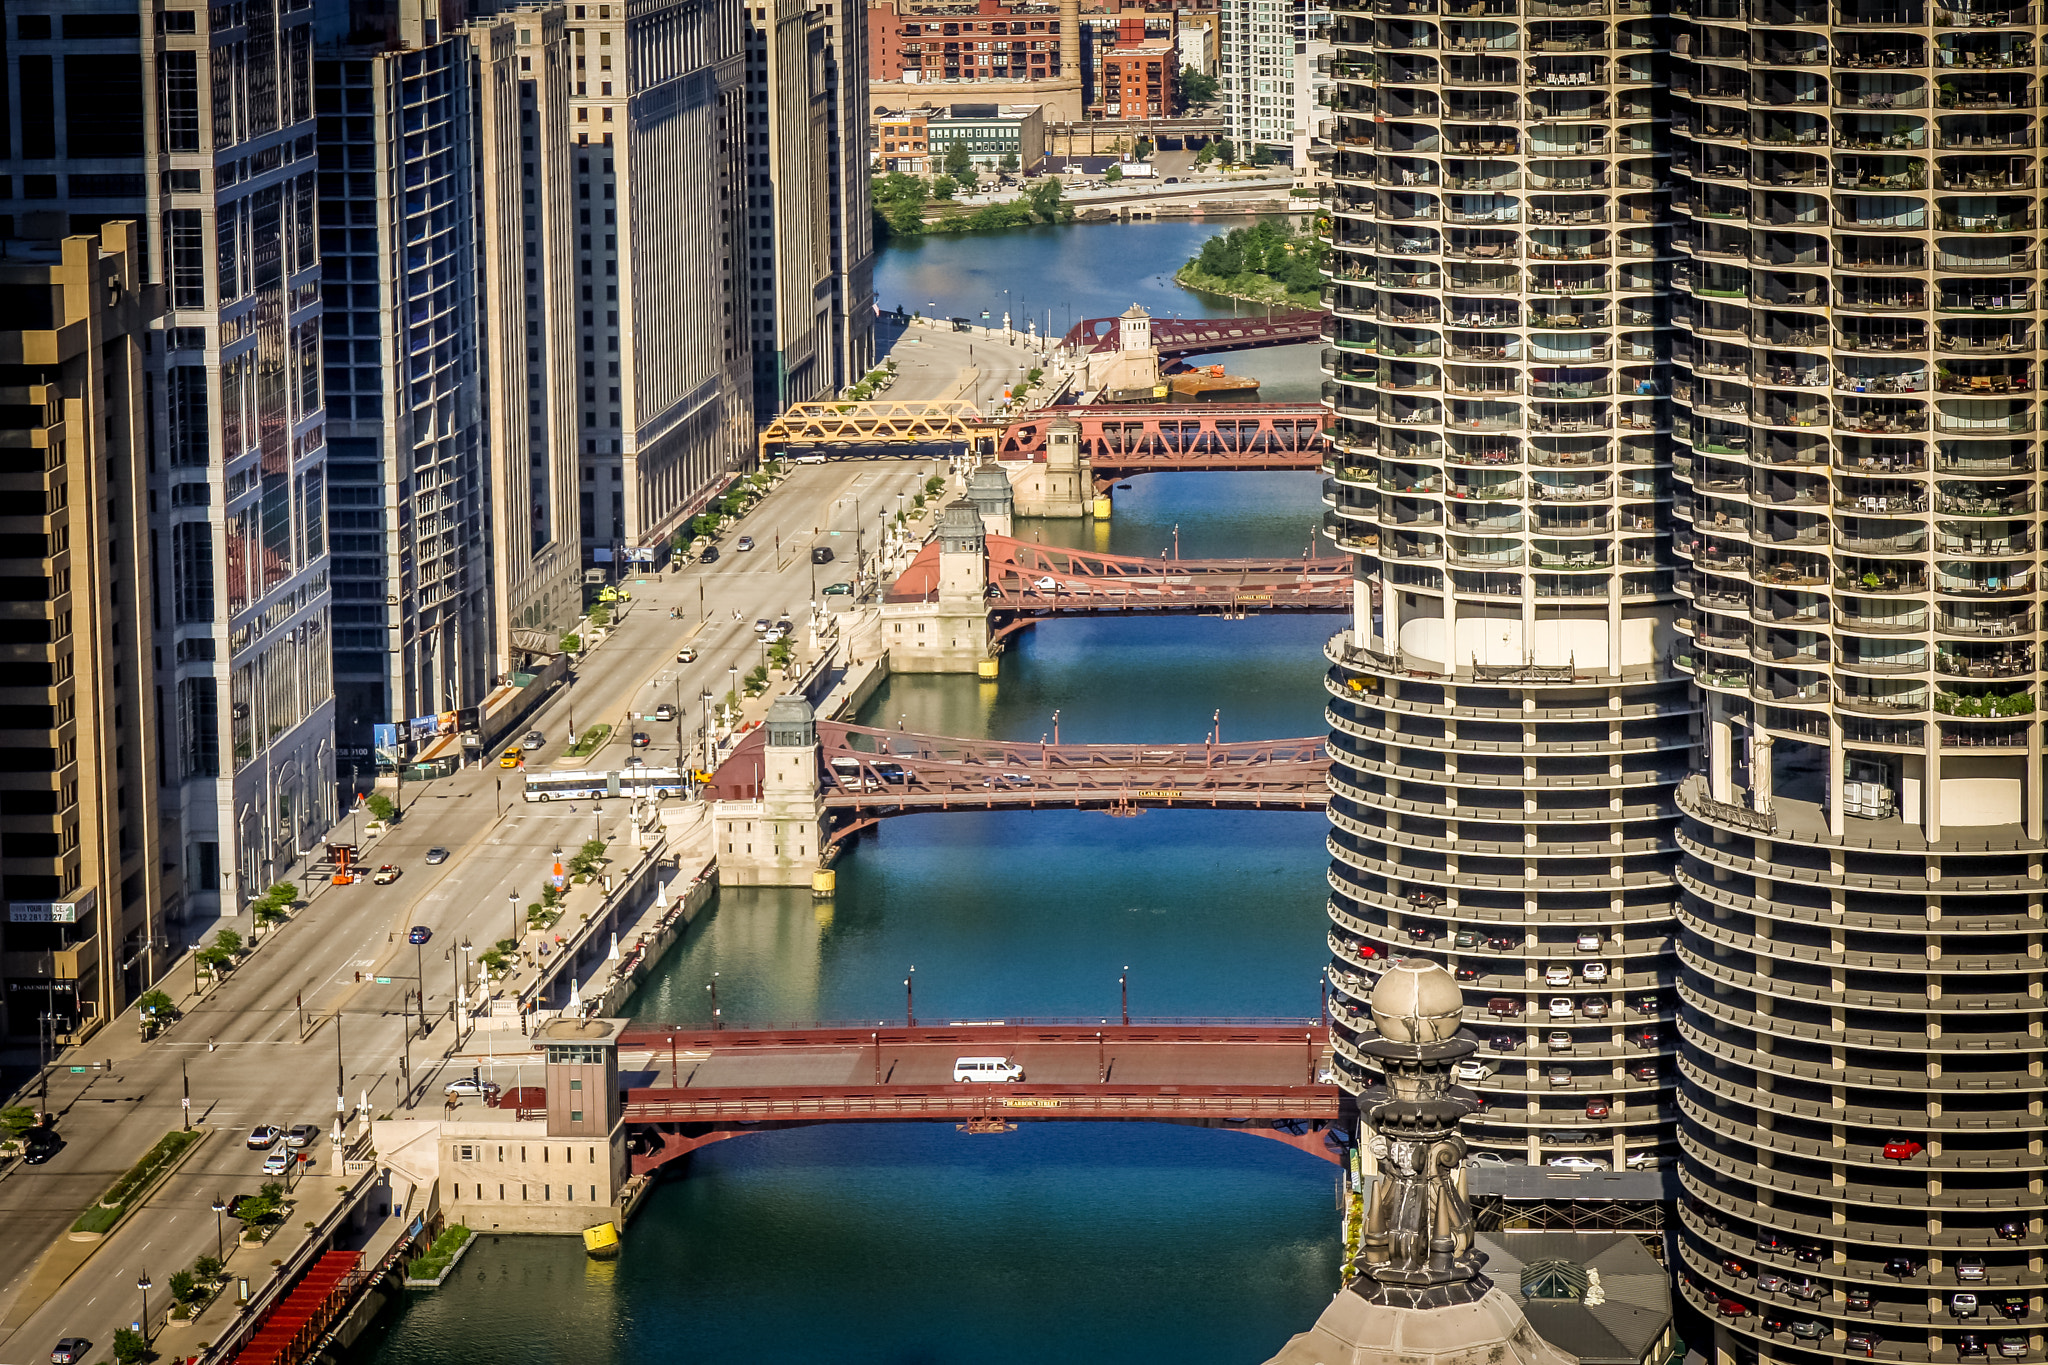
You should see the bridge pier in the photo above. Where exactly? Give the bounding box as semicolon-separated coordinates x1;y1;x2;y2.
712;697;830;886
878;498;994;674
1007;416;1091;519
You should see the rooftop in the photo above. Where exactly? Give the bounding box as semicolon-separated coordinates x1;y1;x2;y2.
1479;1232;1673;1365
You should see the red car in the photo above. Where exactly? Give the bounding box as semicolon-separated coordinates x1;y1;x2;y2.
1883;1139;1924;1161
1724;1259;1751;1279
1720;1300;1750;1318
1586;1099;1612;1119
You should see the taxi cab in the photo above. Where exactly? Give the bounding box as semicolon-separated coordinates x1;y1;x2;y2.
499;747;523;769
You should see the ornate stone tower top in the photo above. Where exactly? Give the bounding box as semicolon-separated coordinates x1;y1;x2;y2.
765;695;815;749
937;497;986;555
1352;960;1486;1305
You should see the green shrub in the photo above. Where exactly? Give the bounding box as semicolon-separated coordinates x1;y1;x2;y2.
194;1255;223;1282
366;793;396;823
1;1105;37;1139
113;1327;146;1363
170;1270;197;1304
70;1129;201;1234
560;632;583;653
406;1224;474;1282
138;990;177;1023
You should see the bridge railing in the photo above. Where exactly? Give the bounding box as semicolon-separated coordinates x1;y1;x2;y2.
620;1016;1324;1043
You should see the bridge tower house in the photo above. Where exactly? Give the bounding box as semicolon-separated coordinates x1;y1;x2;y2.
1007;416;1091;520
966;465;1014;538
880;499;993;673
713;696;827;886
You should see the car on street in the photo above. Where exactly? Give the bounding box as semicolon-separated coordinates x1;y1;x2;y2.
632;731;651;747
247;1125;283;1149
823;580;853;596
654;703;677;722
793;453;826;464
677;646;699;663
1548;1155;1606;1173
699;545;719;564
625;755;646;767
424;847;450;865
373;864;401;884
522;730;545;749
754;618;772;634
261;1150;291;1176
1034;576;1058;591
51;1338;90;1364
736;536;755;551
1582;962;1609;981
499;747;523;768
1884;1138;1924;1160
445;1078;501;1100
286;1124;320;1149
811;546;834;564
22;1134;60;1164
408;925;432;944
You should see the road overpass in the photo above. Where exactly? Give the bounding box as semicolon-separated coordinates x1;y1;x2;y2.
609;1022;1343;1172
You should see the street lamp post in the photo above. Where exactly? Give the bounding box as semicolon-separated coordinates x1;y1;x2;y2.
706;972;720;1030
211;1197;227;1263
508;890;520;948
136;1271;152;1348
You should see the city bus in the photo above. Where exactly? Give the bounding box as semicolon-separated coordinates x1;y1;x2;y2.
521;768;688;802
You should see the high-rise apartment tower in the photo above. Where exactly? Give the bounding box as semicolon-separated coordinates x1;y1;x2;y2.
1316;0;1686;1170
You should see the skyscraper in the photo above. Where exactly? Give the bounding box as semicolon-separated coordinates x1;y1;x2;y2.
562;0;753;567
742;0;877;414
1316;0;1684;1168
0;224;167;1037
1;0;337;921
315;8;492;764
1664;2;2048;1357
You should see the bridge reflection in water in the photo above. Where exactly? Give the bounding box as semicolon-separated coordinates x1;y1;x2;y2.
614;1021;1342;1173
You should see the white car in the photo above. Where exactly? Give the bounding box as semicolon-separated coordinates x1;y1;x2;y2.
1625;1151;1660;1170
1548;1155;1607;1173
1575;932;1603;951
1582;962;1609;982
1549;997;1575;1019
1544;965;1572;987
793;453;827;464
261;1150;291;1176
1034;576;1058;591
1453;1060;1494;1082
444;1078;501;1100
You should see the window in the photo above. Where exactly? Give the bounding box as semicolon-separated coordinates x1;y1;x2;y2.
161;51;199;152
166;209;205;309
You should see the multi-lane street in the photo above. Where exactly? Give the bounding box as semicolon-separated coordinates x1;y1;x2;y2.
0;455;940;1362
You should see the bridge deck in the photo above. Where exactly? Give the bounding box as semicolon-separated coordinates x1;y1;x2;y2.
1061;311;1327;357
618;1024;1337;1124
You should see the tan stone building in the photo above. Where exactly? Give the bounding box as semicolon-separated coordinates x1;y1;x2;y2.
0;224;166;1040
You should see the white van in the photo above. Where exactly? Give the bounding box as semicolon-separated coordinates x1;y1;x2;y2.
952;1056;1025;1083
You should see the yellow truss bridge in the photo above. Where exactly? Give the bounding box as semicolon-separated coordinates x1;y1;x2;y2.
759;400;998;455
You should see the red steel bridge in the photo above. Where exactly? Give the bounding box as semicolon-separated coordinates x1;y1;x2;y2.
612;1021;1343;1172
885;534;1349;640
703;718;1329;833
1059;310;1327;359
997;403;1328;484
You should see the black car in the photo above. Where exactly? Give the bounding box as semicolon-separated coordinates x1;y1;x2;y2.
408;925;432;945
1756;1234;1789;1254
22;1135;59;1165
1997;1222;2026;1242
1486;934;1517;951
1489;1031;1520;1052
811;546;834;564
1959;1334;1988;1358
1848;1290;1875;1312
632;731;651;747
1455;966;1482;981
1887;1256;1926;1277
1998;1298;2029;1321
1633;994;1661;1013
1763;1317;1789;1334
699;545;720;564
1795;1244;1825;1264
1848;1332;1884;1354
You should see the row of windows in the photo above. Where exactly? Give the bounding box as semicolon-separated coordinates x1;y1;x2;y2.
454;1142;602;1162
451;1184;601;1202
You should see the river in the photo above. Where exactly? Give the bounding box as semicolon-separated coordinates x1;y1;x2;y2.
358;220;1339;1365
